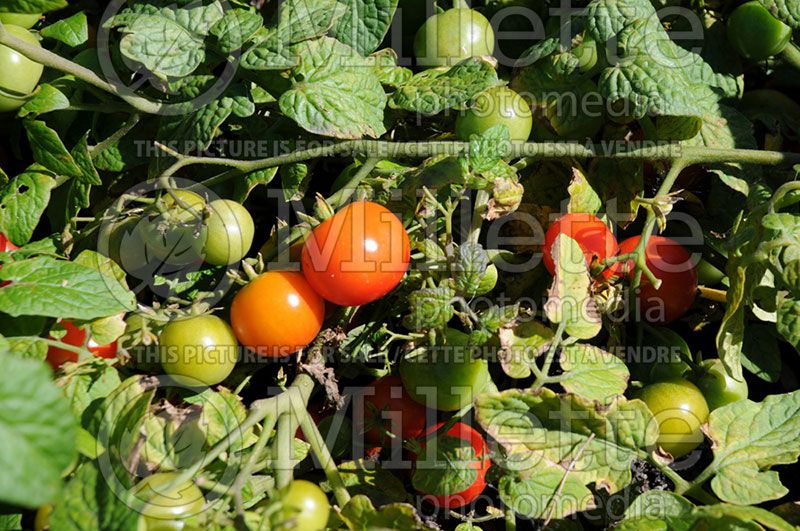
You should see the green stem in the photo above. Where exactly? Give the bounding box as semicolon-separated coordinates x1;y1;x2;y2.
89;114;140;158
326;157;381;206
533;319;567;388
469;189;490;245
297;406;352;507
780;42;800;71
505;505;517;531
273;413;294;490
0;25;163;114
231;413;278;514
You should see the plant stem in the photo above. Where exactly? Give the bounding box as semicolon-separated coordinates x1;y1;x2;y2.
298;405;352;507
780;42;800;72
326;157;381;206
533;319;567;388
273;413;294;490
698;286;727;303
469;189;490;245
0;25;163;114
231;413;278;515
505;505;517;531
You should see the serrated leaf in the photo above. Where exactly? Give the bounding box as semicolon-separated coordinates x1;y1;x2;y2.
706;390;800;505
467;124;511;173
40;12;88;46
567;167;601;215
119;15;205;78
775;295;800;352
23;120;83;178
60;361;122;420
0;168;55;245
454;243;488;296
559;344;629;403
210;9;262;53
184;387;255;451
0;256;136;319
338;494;425;531
241;32;298;70
475;388;658;493
330;0;397;55
0;356;77;508
324;460;409;504
544;234;601;339
412;432;480;496
495;320;552;379
17;84;70;117
279;37;386;139
233;167;279;202
391;58;500;115
0;0;66;13
277;0;346;44
498;465;594;520
403;285;455;331
367;49;412;87
2;336;48;360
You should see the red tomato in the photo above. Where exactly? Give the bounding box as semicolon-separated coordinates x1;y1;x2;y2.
411;422;490;509
542;213;617;276
46;321;118;368
616;236;698;323
230;270;325;357
354;375;431;446
301;201;411;306
0;233;18;287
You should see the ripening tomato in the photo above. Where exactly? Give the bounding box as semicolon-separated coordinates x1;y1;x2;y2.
132;472;205;529
230;271;325;357
46;320;118;368
542;213;617;276
616;236;698;323
411;422;490;508
637;378;709;458
301;201;410;307
279;480;331;531
0;25;44;112
354;374;431;446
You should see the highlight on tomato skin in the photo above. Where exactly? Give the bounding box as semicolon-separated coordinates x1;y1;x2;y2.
300;201;411;307
45;320;118;369
542;213;618;277
230;270;325;357
616;236;698;323
410;421;491;509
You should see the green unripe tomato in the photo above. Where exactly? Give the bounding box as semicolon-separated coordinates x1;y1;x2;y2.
159;314;238;386
203;199;254;266
132;473;204;530
139;190;208;266
637;379;709;458
639;326;692;383
279;480;330;531
728;1;791;61
695;359;748;411
572;34;598;72
414;8;495;67
0;25;44;112
0;13;41;28
400;328;492;411
100;216;150;273
456;86;533;142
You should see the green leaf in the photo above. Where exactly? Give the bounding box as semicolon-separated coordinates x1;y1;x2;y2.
2;336;48;359
330;0;398;55
760;0;800;28
184;387;255;452
559;344;629;403
279;37;387;139
118;15;206;78
495;320;552;379
17;84;70;117
706;390;800;504
367;49;413;87
412;432;480;496
474;388;658;494
210;9;263;53
587;159;643;224
240;32;298;70
23;120;83;178
60;362;122;420
277;0;346;44
338;494;425;531
741;323;781;382
775;295;800;351
40;12;88;46
49;461;139;531
0;356;77;508
567;167;602;215
453;243;489;296
0;514;21;530
498;465;594;520
0;0;66;13
0;168;55;245
280;162;308;202
403;285;456;331
0;256;136;319
323;460;409;505
467;124;511;173
391;58;500;115
544;234;601;339
622;490;694;521
233;167;279;202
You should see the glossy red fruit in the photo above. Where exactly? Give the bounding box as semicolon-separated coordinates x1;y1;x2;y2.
0;232;18;287
46;321;118;368
411;422;490;509
301;201;411;307
616;236;698;323
355;374;431;446
542;213;617;276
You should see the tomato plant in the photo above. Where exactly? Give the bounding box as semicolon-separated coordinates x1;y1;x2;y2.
542;213;617;276
301;201;410;307
3;1;800;529
45;320;118;368
727;1;792;61
617;236;698;323
455;86;533;142
636;378;710;458
0;24;44;112
411;421;490;509
159;314;238;386
230;271;325;357
278;480;330;531
414;7;494;66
